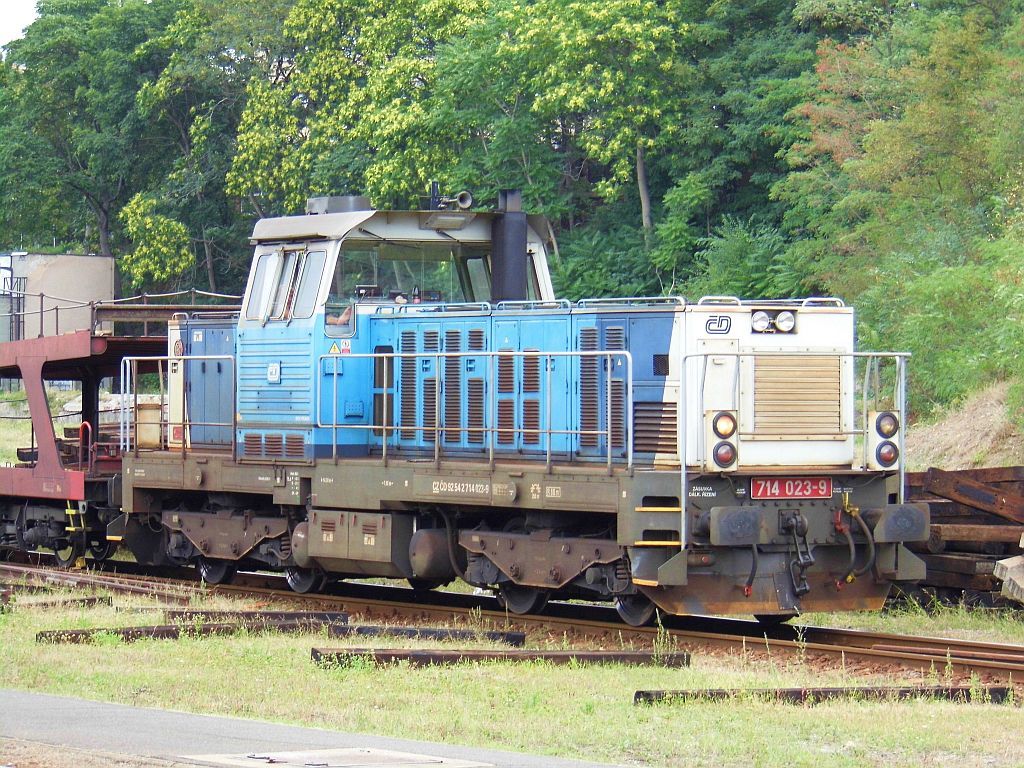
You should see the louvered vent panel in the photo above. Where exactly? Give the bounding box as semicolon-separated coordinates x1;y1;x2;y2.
633;402;678;454
497;400;515;444
467;378;485;443
579;327;599;447
321;520;336;534
468;328;486;351
264;433;283;458
444;329;462;443
523;399;540;444
423;378;437;443
753;355;842;435
523;351;540;393
497;351;515;394
605;326;626;350
285;434;305;458
362;523;377;537
400;331;417;439
243;433;262;458
423;330;440;352
610;380;626;448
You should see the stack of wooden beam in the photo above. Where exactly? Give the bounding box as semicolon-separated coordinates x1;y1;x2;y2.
904;467;1024;605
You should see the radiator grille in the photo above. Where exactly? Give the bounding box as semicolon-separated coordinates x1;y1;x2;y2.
285;434;305;458
497;351;515;394
243;433;262;457
468;328;486;351
523;399;540;444
423;377;437;443
579;327;599;447
753;354;842;435
497;400;515;444
444;329;462;443
633;402;678;454
523;351;540;393
610;379;626;448
263;433;283;458
400;331;417;439
467;378;485;444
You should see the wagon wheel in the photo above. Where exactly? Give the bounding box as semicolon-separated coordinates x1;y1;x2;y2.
197;556;236;585
284;566;323;594
615;594;657;627
53;535;85;569
497;583;549;615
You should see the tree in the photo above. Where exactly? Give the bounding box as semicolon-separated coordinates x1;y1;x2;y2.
6;0;184;258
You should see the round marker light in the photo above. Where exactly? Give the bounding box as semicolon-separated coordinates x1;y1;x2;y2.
713;411;737;439
875;411;899;438
876;441;899;467
775;310;796;333
713;441;737;468
751;311;771;332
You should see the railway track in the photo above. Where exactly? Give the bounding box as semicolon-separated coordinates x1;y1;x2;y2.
3;558;1024;683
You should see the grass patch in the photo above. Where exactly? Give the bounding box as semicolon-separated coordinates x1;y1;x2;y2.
1;589;1023;767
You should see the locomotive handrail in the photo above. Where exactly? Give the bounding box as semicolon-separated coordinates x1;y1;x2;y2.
316;349;634;472
696;296;742;305
800;297;845;307
679;349;911;548
118;355;237;458
574;296;686;308
494;299;572;311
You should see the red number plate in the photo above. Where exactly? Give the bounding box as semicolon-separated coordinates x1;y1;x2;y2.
751;477;833;499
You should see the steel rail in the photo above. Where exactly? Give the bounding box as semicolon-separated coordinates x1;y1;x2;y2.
5;559;1024;681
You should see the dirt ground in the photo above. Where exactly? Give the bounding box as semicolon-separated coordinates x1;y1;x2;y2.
905;381;1024;470
0;738;190;768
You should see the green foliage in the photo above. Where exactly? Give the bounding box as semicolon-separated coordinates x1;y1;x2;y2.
120;194;194;286
3;0;1024;419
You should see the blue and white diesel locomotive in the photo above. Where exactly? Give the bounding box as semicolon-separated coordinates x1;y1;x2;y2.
116;192;928;623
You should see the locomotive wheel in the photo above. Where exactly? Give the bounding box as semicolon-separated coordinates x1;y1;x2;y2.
197;557;236;585
497;584;549;615
407;578;446;592
54;537;84;568
89;540;116;562
615;594;657;627
284;566;323;594
754;613;797;626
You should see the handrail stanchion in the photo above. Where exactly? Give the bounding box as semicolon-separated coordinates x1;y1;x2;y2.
382;354;389;467
606;352;613;475
488;354;495;469
545;352;553;474
434;353;442;468
332;357;339;464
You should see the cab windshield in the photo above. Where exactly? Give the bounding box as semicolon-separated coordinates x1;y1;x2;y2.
330;240;492;305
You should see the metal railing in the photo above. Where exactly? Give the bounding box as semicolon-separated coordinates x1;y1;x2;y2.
118;355;237;457
679;349;910;551
316;349;634;473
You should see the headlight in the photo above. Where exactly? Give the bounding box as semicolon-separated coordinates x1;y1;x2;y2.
775;310;796;333
713;441;737;468
875;441;899;467
751;311;771;333
875;412;899;438
712;411;737;439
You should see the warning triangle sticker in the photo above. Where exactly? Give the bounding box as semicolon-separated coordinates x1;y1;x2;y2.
328;343;341;355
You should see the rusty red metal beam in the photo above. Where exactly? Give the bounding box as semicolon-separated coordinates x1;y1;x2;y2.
634;686;1010;704
311;648;691;667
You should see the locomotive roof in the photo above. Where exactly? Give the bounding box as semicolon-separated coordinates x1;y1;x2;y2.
249;208;549;246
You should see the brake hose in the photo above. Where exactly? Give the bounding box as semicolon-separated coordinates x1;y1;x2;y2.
743;544;759;597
